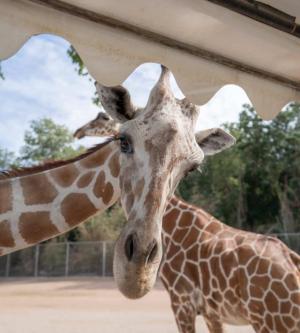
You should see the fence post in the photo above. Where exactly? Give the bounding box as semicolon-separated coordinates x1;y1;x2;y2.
65;242;70;277
102;241;106;277
34;244;40;277
5;254;10;277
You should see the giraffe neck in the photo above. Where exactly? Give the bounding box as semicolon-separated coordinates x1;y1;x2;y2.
163;196;213;234
0;140;120;255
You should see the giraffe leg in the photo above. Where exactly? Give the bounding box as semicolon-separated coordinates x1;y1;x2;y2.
171;301;196;333
203;316;225;333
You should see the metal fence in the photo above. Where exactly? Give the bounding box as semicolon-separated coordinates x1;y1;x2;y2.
0;233;299;278
0;241;115;278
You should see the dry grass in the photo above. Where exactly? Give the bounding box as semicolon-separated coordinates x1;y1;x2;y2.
0;277;254;333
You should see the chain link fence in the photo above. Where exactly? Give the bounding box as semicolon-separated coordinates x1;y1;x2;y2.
0;233;299;278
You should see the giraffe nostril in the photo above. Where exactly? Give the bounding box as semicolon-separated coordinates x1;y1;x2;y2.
125;234;135;261
146;240;158;265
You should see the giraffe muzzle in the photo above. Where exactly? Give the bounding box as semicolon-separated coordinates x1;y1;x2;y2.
73;128;85;139
145;240;158;265
124;233;158;265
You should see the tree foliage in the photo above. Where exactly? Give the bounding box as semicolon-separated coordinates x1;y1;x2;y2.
67;46;88;77
0;148;15;170
178;103;300;234
19;118;82;164
67;46;100;105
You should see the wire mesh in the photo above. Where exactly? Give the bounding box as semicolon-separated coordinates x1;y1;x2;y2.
68;242;103;276
38;242;67;277
0;255;7;277
9;247;35;277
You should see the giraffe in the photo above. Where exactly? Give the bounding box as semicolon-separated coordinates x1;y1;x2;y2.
74;111;120;139
161;199;300;333
74;112;300;333
93;65;235;299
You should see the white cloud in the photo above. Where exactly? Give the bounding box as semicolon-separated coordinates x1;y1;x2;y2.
0;34;250;154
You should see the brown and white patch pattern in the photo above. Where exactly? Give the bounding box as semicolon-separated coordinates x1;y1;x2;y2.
160;197;300;333
0;141;121;255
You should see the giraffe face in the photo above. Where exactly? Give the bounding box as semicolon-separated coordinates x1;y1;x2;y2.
94;66;235;299
74;112;120;139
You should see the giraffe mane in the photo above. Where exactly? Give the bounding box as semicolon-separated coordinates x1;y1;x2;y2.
0;139;115;181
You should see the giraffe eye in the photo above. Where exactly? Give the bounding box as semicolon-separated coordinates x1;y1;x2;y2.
119;135;134;154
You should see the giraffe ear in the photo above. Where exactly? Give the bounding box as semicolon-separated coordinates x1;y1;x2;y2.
195;128;235;156
95;82;138;123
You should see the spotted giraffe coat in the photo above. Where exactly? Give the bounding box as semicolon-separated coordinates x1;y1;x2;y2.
160;197;300;333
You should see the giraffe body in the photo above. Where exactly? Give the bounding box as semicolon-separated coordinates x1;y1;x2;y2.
161;198;300;333
75;112;300;332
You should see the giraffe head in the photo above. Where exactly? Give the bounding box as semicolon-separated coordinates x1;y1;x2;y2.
94;66;235;298
74;112;120;139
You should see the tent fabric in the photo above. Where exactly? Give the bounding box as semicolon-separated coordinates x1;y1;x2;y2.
0;0;300;119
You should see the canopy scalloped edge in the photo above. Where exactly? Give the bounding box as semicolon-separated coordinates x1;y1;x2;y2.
0;0;299;120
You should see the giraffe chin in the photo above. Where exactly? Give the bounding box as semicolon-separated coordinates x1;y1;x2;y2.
113;259;160;299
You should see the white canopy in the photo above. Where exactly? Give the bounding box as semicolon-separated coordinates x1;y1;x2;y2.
1;0;300;119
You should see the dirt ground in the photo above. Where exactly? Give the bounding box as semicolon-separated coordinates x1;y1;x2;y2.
0;277;255;333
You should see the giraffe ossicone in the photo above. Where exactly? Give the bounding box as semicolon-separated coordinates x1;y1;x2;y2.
75;109;300;332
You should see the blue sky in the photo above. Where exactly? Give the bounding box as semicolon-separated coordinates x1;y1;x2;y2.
0;34;250;155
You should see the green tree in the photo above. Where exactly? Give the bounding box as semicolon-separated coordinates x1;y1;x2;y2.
67;46;88;77
231;103;300;233
178;103;300;234
177;138;247;229
19;118;82;164
0;147;15;170
67;46;100;105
